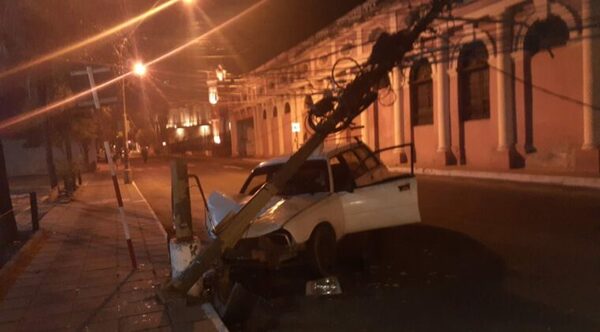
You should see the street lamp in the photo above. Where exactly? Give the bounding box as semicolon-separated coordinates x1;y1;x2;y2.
133;61;147;77
182;0;195;5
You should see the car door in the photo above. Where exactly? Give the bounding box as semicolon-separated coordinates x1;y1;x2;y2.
332;146;421;234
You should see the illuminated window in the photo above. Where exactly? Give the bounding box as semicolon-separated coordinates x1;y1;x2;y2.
459;41;490;121
410;59;433;126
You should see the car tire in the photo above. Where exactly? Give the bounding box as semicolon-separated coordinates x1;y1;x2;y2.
306;223;337;277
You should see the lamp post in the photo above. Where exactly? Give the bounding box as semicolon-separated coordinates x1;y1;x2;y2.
122;61;147;184
115;36;146;184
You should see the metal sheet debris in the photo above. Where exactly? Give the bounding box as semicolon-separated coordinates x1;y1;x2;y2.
305;276;342;296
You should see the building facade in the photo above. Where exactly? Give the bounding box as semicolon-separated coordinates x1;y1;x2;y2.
226;0;600;175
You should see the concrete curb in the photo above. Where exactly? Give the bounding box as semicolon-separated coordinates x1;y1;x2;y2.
131;181;168;239
201;303;230;332
390;166;600;190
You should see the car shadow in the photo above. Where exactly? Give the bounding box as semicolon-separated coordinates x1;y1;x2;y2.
231;224;598;331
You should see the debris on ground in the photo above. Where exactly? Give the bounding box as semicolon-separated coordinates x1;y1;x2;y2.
305;276;342;296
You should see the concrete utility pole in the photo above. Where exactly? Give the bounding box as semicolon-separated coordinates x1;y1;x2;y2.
171;158;193;240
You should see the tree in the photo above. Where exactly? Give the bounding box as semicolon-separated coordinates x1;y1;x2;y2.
135;127;156;148
0;139;17;250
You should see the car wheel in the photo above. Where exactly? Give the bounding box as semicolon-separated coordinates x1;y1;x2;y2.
307;223;337;277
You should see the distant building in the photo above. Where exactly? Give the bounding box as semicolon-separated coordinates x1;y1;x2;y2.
224;0;600;175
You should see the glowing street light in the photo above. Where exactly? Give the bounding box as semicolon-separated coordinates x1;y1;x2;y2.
133;61;147;77
182;0;195;5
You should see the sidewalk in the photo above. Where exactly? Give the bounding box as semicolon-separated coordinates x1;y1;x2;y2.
0;170;223;331
390;166;600;190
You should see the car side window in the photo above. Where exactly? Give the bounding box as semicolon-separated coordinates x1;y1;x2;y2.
242;173;267;195
340;150;368;179
353;146;379;171
330;157;355;192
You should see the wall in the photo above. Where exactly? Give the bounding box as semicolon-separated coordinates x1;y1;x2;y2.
4;139;97;177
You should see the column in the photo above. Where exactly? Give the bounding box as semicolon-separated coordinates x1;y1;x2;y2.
253;108;263;157
360;112;369;144
582;0;600;149
291;97;298;152
496;16;514;151
230;116;239;157
435;38;451;153
277;103;285;154
392;67;403;146
448;69;464;164
266;108;273;156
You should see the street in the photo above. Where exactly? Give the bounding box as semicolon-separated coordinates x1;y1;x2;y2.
132;156;600;331
131;156;253;240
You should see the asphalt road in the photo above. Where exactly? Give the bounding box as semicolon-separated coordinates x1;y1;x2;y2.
131;156;253;239
131;156;600;331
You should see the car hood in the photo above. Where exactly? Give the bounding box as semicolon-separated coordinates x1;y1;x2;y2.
207;191;328;238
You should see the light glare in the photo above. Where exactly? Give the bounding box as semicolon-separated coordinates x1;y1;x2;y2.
133;62;147;76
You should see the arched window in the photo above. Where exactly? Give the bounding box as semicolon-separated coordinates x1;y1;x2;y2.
319;54;329;65
262;110;267;119
458;41;490;121
524;15;569;55
410;59;433;126
273;106;278;117
284;102;291;114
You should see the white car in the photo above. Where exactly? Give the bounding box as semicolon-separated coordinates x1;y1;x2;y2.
207;141;420;275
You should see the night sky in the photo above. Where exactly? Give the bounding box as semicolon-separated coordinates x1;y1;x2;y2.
0;0;367;121
133;0;367;104
128;0;368;79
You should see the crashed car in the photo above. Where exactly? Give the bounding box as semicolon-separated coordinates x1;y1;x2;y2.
206;141;420;276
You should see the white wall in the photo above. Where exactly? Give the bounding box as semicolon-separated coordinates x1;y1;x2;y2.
3;139;97;177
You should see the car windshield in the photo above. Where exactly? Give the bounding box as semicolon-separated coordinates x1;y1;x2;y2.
241;160;330;196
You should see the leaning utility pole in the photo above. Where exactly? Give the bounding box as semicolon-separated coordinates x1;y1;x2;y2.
160;0;451;298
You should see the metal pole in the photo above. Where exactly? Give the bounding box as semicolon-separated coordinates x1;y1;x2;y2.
122;80;132;183
104;141;137;269
30;192;39;232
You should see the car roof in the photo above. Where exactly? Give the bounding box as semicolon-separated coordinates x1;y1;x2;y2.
256;142;363;168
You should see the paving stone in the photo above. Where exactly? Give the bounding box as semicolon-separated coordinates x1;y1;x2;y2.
0;321;18;332
71;296;111;313
0;174;219;331
79;318;119;331
26;301;73;317
0;308;26;323
0;296;31;311
18;312;73;331
119;311;171;331
3;287;37;300
76;285;120;299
